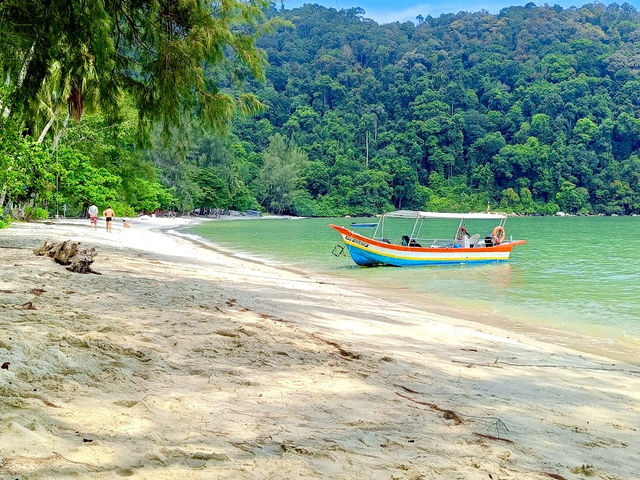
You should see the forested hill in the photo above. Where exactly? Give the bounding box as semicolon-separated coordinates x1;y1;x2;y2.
3;3;640;219
216;2;640;216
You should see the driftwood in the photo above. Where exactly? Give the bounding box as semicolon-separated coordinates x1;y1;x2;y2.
34;241;101;274
312;333;362;359
395;391;464;425
473;432;514;444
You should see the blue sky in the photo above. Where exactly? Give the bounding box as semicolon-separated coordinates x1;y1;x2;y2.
281;0;628;24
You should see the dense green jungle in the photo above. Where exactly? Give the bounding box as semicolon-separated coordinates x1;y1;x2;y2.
2;2;640;223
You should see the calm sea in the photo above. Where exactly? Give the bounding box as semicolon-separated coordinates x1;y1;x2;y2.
188;216;640;358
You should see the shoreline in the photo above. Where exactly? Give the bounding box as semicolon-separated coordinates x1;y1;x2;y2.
178;218;640;368
1;218;639;479
345;277;640;368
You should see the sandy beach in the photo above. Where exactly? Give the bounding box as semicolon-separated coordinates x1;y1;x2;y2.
1;217;638;479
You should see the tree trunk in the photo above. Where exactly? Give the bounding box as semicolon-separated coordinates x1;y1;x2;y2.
52;113;70;150
365;130;369;168
37;106;62;144
2;43;35;118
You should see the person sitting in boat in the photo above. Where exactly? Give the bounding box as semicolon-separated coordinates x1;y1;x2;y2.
484;234;494;247
401;235;422;247
456;225;471;248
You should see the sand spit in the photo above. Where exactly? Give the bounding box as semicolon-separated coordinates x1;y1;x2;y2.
0;219;638;479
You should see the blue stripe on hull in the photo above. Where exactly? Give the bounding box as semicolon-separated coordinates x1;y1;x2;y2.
345;244;507;267
346;245;384;266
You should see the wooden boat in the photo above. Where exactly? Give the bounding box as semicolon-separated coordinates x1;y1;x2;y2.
329;210;526;267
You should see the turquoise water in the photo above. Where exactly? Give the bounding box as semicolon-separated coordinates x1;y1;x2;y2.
188;216;640;348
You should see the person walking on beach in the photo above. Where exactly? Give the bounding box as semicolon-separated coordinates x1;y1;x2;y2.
103;206;115;232
88;204;98;230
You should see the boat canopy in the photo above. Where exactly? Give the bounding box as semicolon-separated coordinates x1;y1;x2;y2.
382;210;507;220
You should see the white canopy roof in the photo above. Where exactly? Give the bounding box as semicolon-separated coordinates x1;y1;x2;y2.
383;210;507;220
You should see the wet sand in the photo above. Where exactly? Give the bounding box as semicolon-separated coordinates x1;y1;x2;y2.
1;218;638;479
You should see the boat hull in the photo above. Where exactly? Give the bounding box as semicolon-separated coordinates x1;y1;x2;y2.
330;224;525;267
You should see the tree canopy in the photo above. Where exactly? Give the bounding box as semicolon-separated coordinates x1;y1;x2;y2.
0;0;272;133
0;0;274;219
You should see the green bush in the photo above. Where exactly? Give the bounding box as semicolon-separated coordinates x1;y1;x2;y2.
0;207;9;229
23;206;49;221
110;202;136;218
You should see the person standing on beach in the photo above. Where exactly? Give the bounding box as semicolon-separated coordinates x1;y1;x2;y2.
103;206;115;232
88;204;98;230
